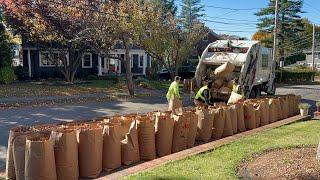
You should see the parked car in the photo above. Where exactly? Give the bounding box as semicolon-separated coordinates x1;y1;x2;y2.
158;66;196;80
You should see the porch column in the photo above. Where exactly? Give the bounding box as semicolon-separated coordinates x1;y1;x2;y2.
28;50;32;78
98;56;102;76
118;60;121;74
143;54;147;75
107;58;110;73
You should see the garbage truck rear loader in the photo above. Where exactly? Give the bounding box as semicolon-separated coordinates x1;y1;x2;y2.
194;40;276;101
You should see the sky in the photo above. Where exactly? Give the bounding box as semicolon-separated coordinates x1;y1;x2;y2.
177;0;320;39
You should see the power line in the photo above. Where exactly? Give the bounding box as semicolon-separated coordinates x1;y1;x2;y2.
304;1;320;16
281;33;320;49
176;0;261;11
280;34;314;47
204;5;260;11
280;32;320;47
201;19;257;25
278;50;306;59
204;15;258;23
211;28;256;33
282;40;319;54
281;37;313;50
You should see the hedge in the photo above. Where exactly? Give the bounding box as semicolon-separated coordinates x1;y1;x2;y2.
276;69;315;82
0;67;17;84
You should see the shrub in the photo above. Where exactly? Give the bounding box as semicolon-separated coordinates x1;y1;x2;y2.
298;103;311;109
135;77;148;84
276;69;315;82
0;23;12;68
14;65;29;81
134;77;153;88
86;75;98;80
0;67;17;84
138;81;151;88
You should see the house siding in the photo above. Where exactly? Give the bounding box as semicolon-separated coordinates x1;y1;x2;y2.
23;48;152;79
23;50;28;67
306;54;320;63
131;54;143;74
76;53;99;78
305;53;320;70
31;50;64;79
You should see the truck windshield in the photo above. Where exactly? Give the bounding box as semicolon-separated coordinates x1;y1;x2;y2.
208;47;249;53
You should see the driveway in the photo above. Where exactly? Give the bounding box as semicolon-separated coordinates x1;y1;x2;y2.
276;84;320;112
0;84;319;172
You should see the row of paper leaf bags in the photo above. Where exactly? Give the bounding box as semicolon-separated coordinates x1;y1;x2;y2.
5;94;300;180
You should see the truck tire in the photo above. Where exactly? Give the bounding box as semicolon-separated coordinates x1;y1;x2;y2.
256;87;261;97
249;88;257;99
249;86;261;99
267;84;276;95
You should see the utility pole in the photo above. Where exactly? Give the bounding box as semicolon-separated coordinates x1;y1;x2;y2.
312;23;316;71
273;0;279;64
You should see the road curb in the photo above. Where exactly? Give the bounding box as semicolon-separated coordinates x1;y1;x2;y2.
97;115;311;180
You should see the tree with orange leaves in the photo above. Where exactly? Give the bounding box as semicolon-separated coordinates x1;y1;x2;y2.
1;0;117;82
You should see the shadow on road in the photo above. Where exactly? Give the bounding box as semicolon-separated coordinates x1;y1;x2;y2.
279;86;320;91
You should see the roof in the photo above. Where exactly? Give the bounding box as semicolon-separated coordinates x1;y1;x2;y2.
208;30;221;40
303;47;320;53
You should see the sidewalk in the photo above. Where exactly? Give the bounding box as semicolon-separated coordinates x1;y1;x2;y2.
0;88;167;109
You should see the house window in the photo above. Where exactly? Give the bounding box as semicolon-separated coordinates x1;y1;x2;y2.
317;63;320;69
82;53;92;68
13;49;19;58
139;55;144;68
261;54;268;68
39;51;64;67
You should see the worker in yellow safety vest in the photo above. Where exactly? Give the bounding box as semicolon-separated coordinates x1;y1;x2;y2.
232;78;244;96
194;80;214;107
167;76;182;114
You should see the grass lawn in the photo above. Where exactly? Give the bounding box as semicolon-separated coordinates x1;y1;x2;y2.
0;79;171;98
128;120;320;180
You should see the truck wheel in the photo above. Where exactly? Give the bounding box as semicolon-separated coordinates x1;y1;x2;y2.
267;84;276;95
249;86;261;98
256;87;261;97
249;88;257;99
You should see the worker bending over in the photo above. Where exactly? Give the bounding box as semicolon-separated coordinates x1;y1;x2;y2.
166;76;183;114
194;80;214;107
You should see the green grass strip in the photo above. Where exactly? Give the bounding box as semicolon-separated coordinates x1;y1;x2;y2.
128;120;320;180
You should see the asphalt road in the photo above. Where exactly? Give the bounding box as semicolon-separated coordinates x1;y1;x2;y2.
0;84;319;172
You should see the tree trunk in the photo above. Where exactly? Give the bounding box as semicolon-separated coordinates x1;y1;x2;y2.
170;71;175;81
65;51;82;83
124;42;135;96
174;58;180;80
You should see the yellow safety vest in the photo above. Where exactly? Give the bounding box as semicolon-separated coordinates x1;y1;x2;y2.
195;85;211;101
233;84;239;93
233;84;244;96
166;81;180;101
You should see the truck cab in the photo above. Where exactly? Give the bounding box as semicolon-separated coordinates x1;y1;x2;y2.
194;40;276;100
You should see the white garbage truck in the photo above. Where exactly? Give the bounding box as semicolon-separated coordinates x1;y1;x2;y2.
193;40;276;101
